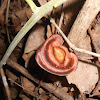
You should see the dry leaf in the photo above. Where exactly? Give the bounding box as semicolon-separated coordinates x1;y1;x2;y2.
15;10;27;22
38;0;47;6
39;88;48;100
75;35;92;60
19;94;30;100
0;0;7;28
25;8;32;19
10;14;21;32
46;25;52;38
50;95;59;100
51;23;56;34
68;31;92;60
22;24;45;67
89;14;100;61
86;98;99;100
66;61;99;94
0;15;4;28
24;25;45;54
10;87;18;99
22;77;35;92
0;37;6;60
62;0;84;35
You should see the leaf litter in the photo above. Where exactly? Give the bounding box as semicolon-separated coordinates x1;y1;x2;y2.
0;0;100;99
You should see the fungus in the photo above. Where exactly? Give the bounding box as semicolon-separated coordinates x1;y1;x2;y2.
36;34;78;76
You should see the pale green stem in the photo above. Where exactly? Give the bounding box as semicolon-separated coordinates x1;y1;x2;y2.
25;0;38;12
0;0;67;68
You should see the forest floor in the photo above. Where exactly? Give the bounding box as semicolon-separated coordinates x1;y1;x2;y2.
0;0;100;100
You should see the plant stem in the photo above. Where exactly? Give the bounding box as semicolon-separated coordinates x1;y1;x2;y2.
25;0;38;12
0;0;67;69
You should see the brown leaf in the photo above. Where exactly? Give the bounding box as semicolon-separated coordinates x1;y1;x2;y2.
38;0;47;6
10;14;21;32
75;35;92;60
66;61;99;94
24;25;45;54
39;88;48;100
62;0;84;35
51;23;56;34
19;94;30;100
86;98;99;100
50;95;59;100
15;10;27;22
89;14;100;61
22;77;35;92
0;0;7;16
0;37;7;60
0;15;4;28
6;69;18;86
22;24;45;67
10;87;18;99
46;25;52;38
25;8;32;19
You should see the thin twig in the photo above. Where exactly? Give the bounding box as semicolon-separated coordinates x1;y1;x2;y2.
0;67;11;100
58;12;64;30
6;0;11;43
58;5;64;33
8;78;38;98
50;18;100;58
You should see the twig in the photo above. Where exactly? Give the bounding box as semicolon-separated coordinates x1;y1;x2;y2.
50;18;100;58
8;78;38;98
58;5;64;33
58;12;64;31
7;59;73;100
6;0;11;43
0;67;11;100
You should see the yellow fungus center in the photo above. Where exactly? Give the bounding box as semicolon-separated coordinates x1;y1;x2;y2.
53;47;65;63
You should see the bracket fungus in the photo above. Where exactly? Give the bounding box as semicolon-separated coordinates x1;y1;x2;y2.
36;34;78;76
